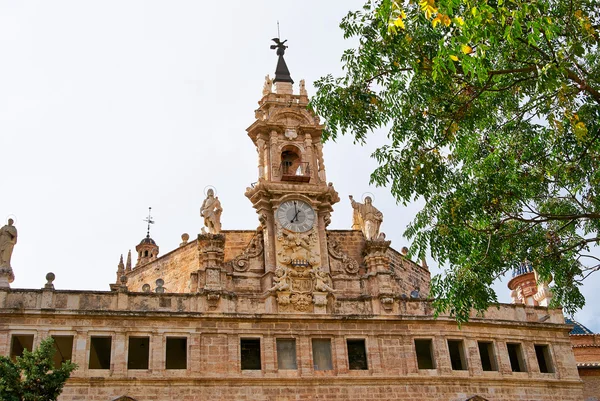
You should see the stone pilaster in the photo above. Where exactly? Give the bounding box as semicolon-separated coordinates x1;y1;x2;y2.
198;233;226;309
363;239;395;312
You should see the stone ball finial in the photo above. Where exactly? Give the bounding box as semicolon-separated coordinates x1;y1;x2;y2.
142;283;151;293
44;272;55;290
401;247;409;255
180;233;190;246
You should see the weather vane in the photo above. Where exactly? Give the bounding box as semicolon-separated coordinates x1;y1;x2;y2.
270;37;288;57
143;207;155;238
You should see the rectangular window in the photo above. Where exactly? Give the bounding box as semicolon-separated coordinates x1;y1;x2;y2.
414;339;435;369
51;335;74;368
276;338;297;370
477;341;497;371
347;339;368;370
166;337;187;370
534;344;554;373
127;337;150;370
312;339;333;371
10;334;34;360
507;343;527;372
240;338;261;370
89;336;112;369
447;339;467;370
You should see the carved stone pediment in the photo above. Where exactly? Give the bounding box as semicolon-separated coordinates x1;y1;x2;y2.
231;232;264;273
327;234;359;275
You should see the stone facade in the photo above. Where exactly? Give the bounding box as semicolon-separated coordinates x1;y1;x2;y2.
0;288;583;401
0;45;587;401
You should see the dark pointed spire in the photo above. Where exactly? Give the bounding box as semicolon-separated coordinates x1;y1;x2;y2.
270;38;294;84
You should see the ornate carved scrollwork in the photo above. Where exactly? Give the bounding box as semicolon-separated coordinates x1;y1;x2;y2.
268;261;335;313
232;232;264;272
276;227;320;267
327;234;359;274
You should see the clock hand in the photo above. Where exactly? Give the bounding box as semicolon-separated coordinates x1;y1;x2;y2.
291;210;300;223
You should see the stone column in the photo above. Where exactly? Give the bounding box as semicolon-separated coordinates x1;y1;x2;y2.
317;212;330;274
315;142;326;183
257;136;266;179
303;132;316;182
268;129;279;181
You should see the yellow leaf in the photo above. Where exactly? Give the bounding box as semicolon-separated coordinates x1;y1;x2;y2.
432;15;442;27
471;7;478;16
461;44;473;54
442;14;451;26
450;55;459;61
454;16;465;26
394;17;406;29
401;10;407;19
574;122;588;141
574;10;583;19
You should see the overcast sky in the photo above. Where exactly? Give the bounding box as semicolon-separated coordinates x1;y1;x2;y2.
0;1;597;331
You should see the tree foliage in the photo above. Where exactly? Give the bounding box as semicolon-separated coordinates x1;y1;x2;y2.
0;337;77;401
311;0;600;322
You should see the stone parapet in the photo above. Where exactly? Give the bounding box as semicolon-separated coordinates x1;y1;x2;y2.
0;287;566;324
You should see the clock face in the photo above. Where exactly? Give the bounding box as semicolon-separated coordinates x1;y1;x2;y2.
277;200;316;232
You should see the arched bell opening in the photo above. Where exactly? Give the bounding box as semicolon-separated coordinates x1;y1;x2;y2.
280;145;310;182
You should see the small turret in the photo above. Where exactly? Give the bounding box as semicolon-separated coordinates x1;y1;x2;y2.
136;235;159;267
507;260;552;307
136;207;159;267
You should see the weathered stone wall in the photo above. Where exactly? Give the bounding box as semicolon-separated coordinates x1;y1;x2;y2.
327;230;430;297
125;240;199;293
579;369;600;401
125;230;257;293
0;301;582;401
571;334;600;400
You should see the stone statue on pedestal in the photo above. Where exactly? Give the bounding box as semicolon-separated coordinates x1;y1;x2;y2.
349;195;383;240
201;189;223;234
0;218;17;286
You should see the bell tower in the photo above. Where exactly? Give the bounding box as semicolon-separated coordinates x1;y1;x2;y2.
245;39;339;312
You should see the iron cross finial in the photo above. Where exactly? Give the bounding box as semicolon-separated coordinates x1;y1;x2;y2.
143;207;155;238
